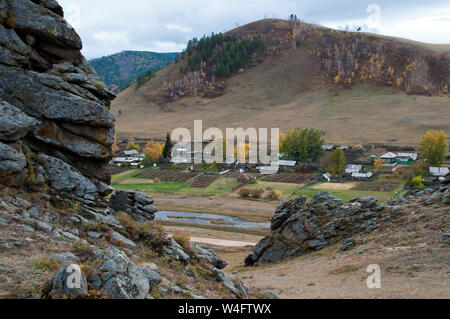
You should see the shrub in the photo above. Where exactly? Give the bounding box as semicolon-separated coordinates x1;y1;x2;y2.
238;187;251;198
93;81;105;91
172;233;191;253
32;254;58;272
153;178;161;184
250;188;265;199
411;176;424;188
265;190;282;200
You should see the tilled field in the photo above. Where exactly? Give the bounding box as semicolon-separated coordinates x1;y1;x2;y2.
190;175;219;188
136;169;197;182
264;173;315;184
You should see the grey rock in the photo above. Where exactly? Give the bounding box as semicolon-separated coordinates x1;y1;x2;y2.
190;242;227;269
140;268;162;287
0;142;27;174
0;216;8;226
0;25;31;57
87;231;102;240
307;239;328;250
110;231;136;248
109;190;157;221
98;247;150;299
35;0;65;17
213;268;248;299
50;265;88;298
340;238;356;251
263;290;279;299
40;155;98;199
64;73;88;84
359;197;378;209
162;239;190;264
0;65;114;128
158;287;168;297
440;233;449;244
8;0;82;50
27;207;40;218
21;224;35;232
34;220;53;232
170;286;184;294
61;231;79;241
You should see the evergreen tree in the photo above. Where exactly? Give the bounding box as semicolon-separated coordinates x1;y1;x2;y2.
162;132;174;159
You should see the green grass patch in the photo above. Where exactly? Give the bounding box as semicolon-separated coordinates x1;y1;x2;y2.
113;181;185;192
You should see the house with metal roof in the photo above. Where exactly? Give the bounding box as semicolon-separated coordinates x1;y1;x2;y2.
345;164;363;175
429;167;449;181
396;153;418;164
380;152;398;163
351;172;374;180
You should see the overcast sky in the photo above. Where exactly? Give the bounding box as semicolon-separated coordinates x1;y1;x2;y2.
57;0;450;59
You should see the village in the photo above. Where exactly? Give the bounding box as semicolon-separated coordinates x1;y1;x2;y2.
110;134;450;220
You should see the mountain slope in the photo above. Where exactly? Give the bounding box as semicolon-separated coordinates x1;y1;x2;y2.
112;19;450;145
90;51;178;92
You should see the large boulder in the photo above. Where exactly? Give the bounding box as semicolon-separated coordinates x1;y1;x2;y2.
190;242;228;269
49;265;88;298
246;192;386;266
95;247;150;299
110;190;157;221
40;154;98;201
0;0;116;190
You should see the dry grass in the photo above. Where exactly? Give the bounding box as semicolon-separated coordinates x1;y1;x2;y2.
113;45;450;146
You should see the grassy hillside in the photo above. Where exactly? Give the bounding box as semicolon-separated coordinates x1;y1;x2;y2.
111;19;450;146
90;50;178;91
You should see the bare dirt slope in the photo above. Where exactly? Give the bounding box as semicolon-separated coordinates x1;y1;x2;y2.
112;20;450;146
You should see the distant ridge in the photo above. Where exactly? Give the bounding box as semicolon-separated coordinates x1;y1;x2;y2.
90;50;178;92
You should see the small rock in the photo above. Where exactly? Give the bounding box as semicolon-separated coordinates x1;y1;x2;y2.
440;233;449;244
110;231;136;248
340;238;356;251
87;231;102;240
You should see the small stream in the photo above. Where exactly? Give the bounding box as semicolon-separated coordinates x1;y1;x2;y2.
154;211;270;229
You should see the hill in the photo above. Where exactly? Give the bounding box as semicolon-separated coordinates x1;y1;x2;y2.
112;19;450;146
90;51;178;92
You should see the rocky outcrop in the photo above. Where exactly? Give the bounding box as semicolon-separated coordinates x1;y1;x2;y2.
246;185;450;266
0;0;115;199
109;190;157;222
245;191;399;266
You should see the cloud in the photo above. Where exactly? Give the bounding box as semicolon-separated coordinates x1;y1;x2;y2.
167;24;192;33
56;0;450;59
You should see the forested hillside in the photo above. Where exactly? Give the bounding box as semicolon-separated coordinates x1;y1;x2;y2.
90;51;178;92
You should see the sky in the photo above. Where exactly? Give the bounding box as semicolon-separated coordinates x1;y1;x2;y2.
56;0;450;59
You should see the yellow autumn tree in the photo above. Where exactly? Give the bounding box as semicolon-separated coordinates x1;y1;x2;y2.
126;138;140;152
418;130;448;166
144;141;162;163
234;143;251;162
112;133;120;153
374;158;383;172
